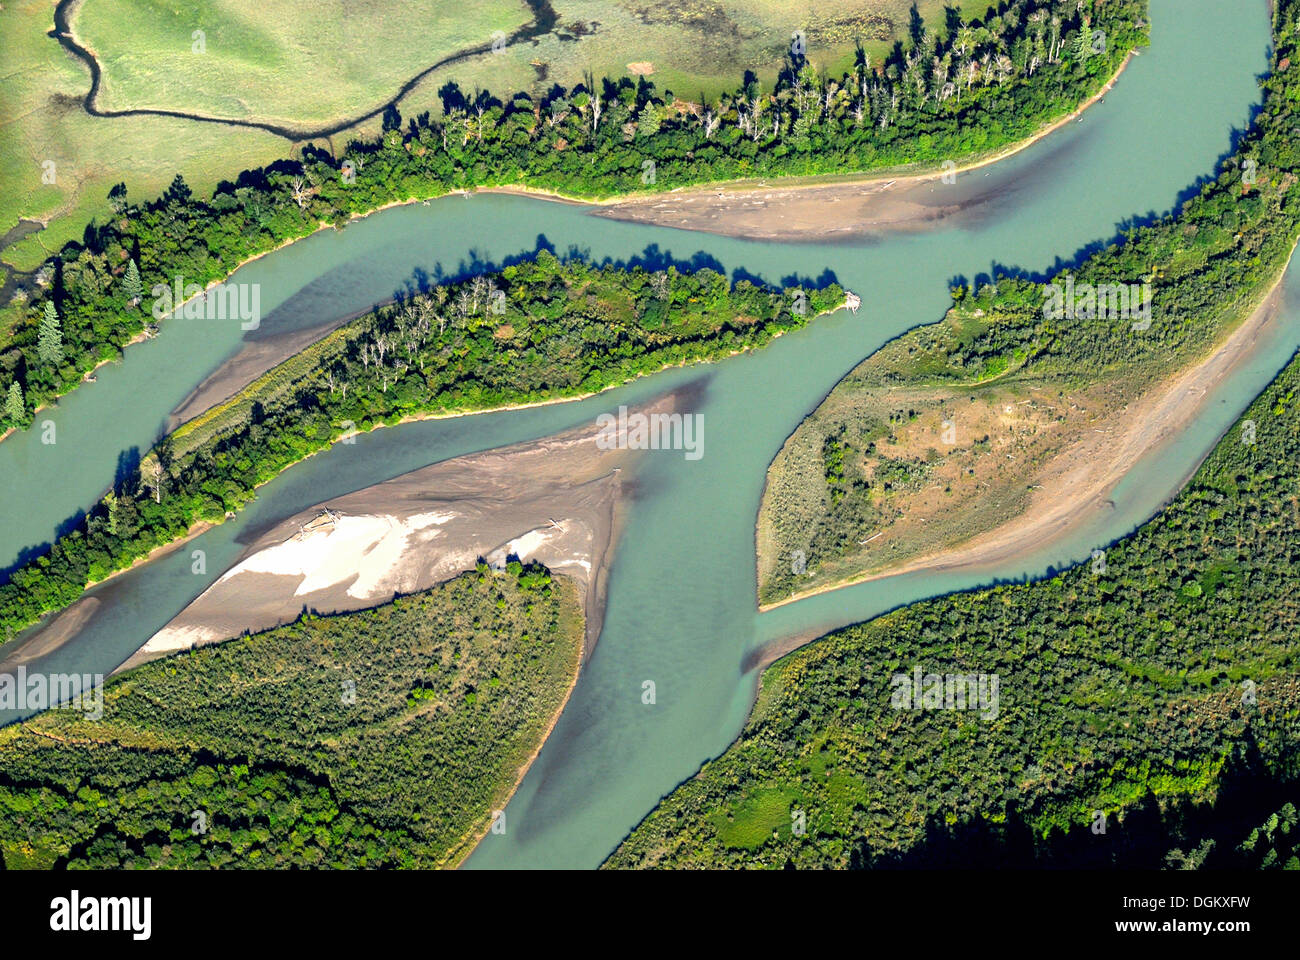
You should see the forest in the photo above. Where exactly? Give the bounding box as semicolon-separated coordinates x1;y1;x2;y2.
609;0;1300;869
0;254;839;639
0;561;580;869
0;0;1144;428
609;349;1300;869
758;0;1300;605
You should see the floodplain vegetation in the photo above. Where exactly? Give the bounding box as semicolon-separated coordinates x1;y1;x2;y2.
607;0;1300;869
758;0;1299;605
0;562;579;869
0;254;840;640
610;353;1300;868
1;0;1139;271
72;1;1004;126
1;0;986;266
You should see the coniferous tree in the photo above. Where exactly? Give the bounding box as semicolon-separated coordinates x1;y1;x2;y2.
123;259;142;304
4;382;22;423
1075;18;1094;59
38;301;63;366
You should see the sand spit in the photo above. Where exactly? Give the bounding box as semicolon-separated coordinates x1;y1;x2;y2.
594;174;972;241
0;598;102;670
116;392;685;673
168;317;343;427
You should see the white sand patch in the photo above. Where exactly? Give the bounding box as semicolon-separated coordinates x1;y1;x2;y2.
406;510;457;530
139;623;222;656
219;515;391;583
218;511;458;601
507;527;556;559
498;521;593;574
343;520;413;599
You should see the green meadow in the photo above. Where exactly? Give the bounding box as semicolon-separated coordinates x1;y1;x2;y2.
1;0;978;271
73;0;529;128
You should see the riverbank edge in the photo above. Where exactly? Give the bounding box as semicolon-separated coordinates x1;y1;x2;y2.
586;50;1135;219
2;298;843;643
0;51;1134;445
446;579;586;869
754;246;1299;615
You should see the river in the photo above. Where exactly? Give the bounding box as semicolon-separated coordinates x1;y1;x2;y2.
0;0;1285;868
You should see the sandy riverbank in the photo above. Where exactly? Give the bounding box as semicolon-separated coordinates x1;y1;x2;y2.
592;55;1131;241
0;516;212;671
167;316;344;427
5;43;1131;451
115;390;689;673
170;291;843;442
758;257;1294;615
3;56;1124;448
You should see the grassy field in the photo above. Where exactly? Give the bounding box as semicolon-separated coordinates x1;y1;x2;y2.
0;0;288;271
75;0;989;125
0;564;583;869
1;0;978;271
73;0;530;127
394;0;993;111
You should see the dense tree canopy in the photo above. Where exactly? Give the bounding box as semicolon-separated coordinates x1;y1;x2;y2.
610;351;1300;869
0;255;841;638
0;563;579;869
610;0;1300;869
759;0;1300;605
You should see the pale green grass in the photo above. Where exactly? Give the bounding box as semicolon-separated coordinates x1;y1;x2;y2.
395;0;988;113
2;0;983;271
74;0;530;128
0;0;287;271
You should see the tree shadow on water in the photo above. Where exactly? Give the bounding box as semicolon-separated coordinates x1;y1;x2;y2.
390;236;841;305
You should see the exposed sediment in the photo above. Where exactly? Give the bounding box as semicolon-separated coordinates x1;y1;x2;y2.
118;391;690;672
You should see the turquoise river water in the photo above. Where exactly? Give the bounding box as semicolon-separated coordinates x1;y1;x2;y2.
0;0;1287;868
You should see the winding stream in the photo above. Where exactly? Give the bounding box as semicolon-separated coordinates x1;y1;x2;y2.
49;0;560;140
0;0;1286;868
